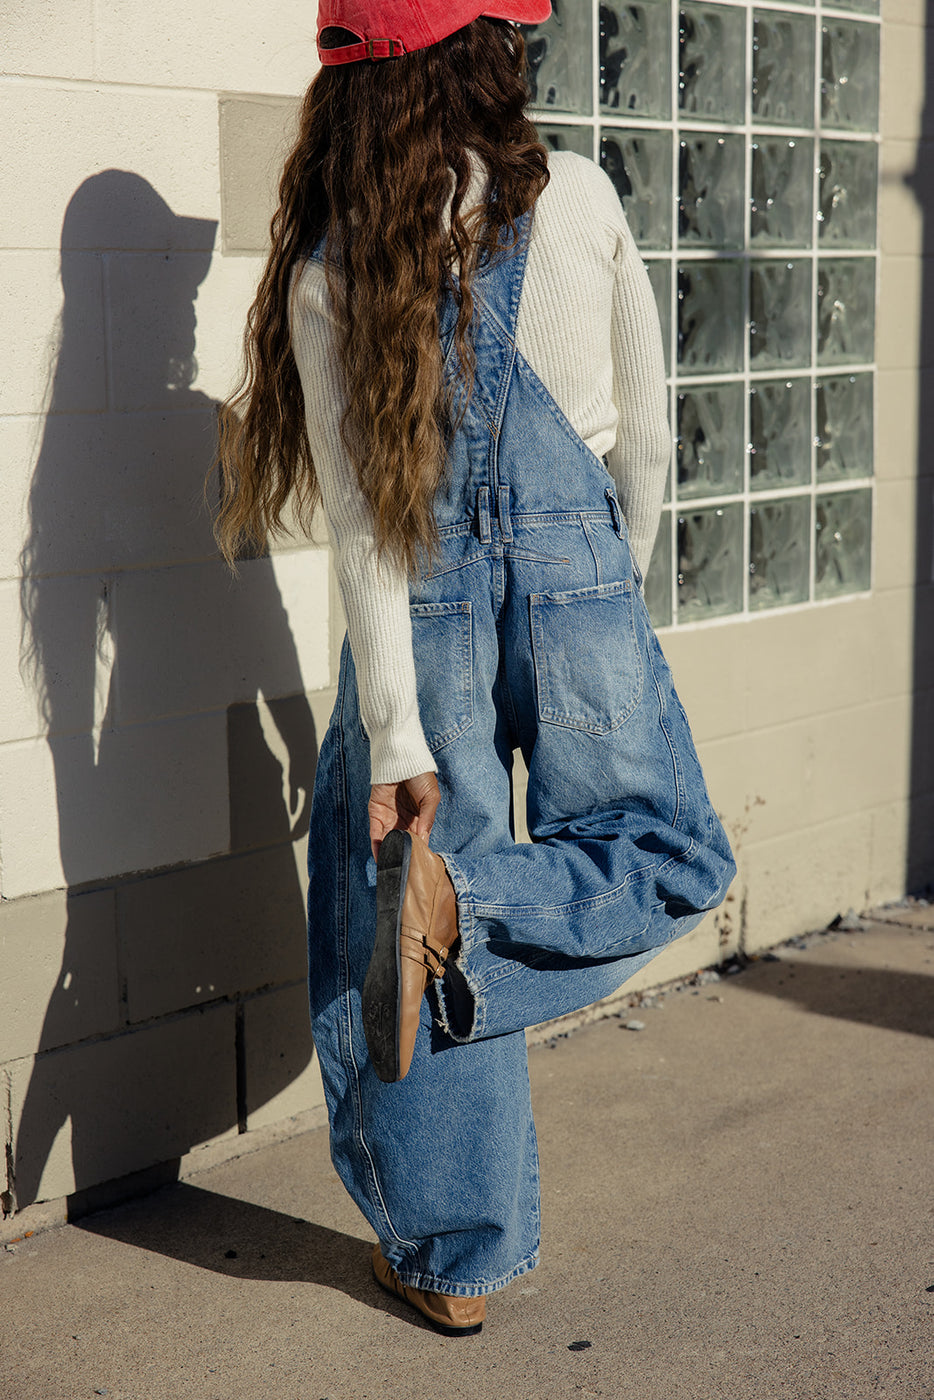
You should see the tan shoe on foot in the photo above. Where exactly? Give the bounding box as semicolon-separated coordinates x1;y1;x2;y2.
371;1245;485;1336
363;829;459;1082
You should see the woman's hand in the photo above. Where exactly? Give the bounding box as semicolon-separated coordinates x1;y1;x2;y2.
369;771;441;861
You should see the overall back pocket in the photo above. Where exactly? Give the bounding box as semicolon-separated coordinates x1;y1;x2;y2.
529;579;643;734
410;600;474;753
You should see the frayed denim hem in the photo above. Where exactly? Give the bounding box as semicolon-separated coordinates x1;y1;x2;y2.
435;854;487;1042
385;1247;540;1298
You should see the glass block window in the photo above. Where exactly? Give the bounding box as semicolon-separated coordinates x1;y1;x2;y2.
524;0;879;627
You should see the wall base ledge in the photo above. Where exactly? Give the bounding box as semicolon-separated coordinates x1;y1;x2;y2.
0;1102;328;1247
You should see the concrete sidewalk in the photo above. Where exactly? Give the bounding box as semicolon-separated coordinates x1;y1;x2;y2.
1;915;932;1400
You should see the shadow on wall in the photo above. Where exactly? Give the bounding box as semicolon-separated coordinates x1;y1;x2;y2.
12;171;319;1214
907;17;934;891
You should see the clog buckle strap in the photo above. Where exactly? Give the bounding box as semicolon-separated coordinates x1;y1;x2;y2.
421;938;448;984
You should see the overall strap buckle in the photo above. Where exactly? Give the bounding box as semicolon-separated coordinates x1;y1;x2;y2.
605;487;624;538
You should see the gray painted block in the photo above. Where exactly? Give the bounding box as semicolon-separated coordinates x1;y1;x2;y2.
219;96;300;255
18;409;218;579
106;252;216;414
115;560;317;727
243;983;323;1130
0;888;119;1062
0;710;230;891
118;847;309;1023
1;251;106;417
10;1002;237;1209
227;692;318;853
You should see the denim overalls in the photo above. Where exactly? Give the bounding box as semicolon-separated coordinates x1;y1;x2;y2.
305;215;735;1298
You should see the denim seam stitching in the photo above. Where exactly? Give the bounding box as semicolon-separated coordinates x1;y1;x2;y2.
335;669;418;1254
410;604;473;752
652;644;686;831
581;514;602;586
528;578;644;733
464;857;659;919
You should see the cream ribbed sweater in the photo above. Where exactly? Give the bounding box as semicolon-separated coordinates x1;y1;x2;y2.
290;151;670;785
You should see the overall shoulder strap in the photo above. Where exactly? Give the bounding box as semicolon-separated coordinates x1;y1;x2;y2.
438;207;534;358
470;208;533;343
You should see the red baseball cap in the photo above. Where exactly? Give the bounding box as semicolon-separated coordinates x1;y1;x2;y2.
317;0;552;65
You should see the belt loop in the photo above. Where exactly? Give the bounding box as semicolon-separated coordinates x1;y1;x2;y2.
497;486;513;543
605;487;623;538
476;486;492;544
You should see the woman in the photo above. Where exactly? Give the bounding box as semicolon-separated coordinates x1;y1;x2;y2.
218;0;735;1337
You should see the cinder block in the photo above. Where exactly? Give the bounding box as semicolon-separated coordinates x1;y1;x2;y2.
700;697;912;847
0;89;219;253
0;713;230;898
3;0;95;79
742;811;874;952
293;827;310;902
662;623;747;743
874;478;927;589
269;550;331;692
95;0;315;94
0;415;40;582
16;409;218;579
114;553;327;727
9;1003;237;1209
4;1054;76;1207
106;253;217;414
876;256;926;373
308;686;338;746
0;740;64;899
0;574;112;745
118;848;309;1022
0;251;105;416
184;253;266;402
866;586;923;701
0;888;119;1062
512;752;531;843
227;695;319;853
875;369;934;480
219;96;301;254
798;699;912;828
879;140;931;258
869;799;911;905
243;983;324;1131
737;597;873;731
0;579;41;744
879;0;930;24
881;21;930;142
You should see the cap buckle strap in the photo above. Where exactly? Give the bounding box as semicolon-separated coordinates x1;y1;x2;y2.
367;36;405;59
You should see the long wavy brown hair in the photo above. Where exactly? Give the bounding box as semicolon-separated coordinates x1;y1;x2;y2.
216;18;548;574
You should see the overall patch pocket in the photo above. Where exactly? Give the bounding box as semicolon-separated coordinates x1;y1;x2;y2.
410;600;473;753
530;579;643;734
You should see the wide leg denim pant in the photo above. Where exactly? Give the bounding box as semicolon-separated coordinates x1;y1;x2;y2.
306;222;735;1298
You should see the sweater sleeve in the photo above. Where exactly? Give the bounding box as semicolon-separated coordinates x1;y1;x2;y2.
600;188;672;579
289;265;437;785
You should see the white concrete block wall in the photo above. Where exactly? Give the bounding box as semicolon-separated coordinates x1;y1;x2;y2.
0;88;221;252
1;2;328;1220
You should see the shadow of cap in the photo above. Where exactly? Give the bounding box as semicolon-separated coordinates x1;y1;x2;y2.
62;169;218;269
